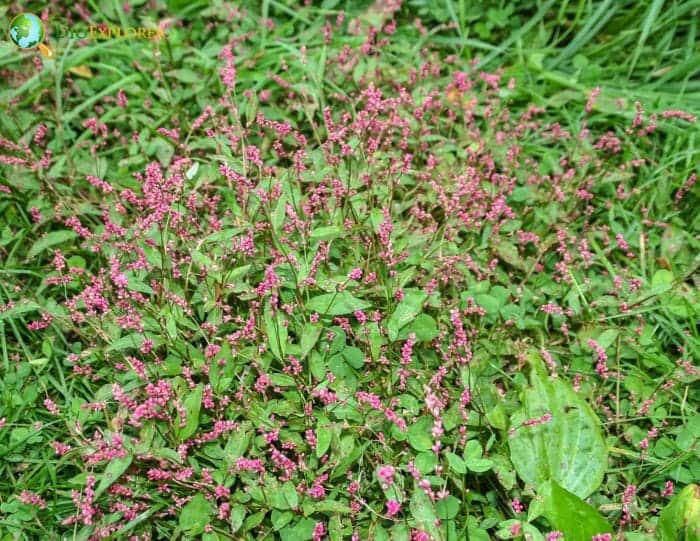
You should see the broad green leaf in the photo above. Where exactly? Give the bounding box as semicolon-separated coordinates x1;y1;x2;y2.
272;194;287;231
342;346;365;369
175;385;202;441
387;289;428;341
27;230;78;258
279;518;316;541
368;322;385;359
243;510;266;532
390;523;410;541
435;495;460;520
94;454;132;499
300;323;322;359
410;485;444;541
0;301;40;320
272;510;294;530
269;373;296;387
415;451;438;475
302;499;352;516
265;307;288;360
538;480;613;541
106;332;162;352
270;481;299;510
464;440;493;472
407;416;434;452
310;226;343;241
657;484;700;541
211;341;235;393
179;494;213;536
446;452;466;474
316;423;332;458
496;520;545;540
167;69;202;84
306;291;371;316
509;352;607;498
401;313;439;342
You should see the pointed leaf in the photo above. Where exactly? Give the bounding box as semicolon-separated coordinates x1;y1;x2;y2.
306;291;371;316
27;230;78;258
179;494;214;536
387;289;428;341
175;385;202;441
94;454;133;499
410;485;444;541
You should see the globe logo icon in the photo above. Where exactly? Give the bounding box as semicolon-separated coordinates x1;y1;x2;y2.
8;13;46;50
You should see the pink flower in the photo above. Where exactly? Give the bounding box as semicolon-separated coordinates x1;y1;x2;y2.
312;521;327;541
377;465;395;487
386;499;401;517
348;268;362;280
511;498;524;513
661;480;674;497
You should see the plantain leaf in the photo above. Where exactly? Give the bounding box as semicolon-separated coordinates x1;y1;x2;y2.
657;484;700;541
538;480;613;541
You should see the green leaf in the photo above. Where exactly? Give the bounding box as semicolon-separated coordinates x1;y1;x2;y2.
175;385;202;441
300;323;322;359
94;454;132;499
316;423;332;458
657;484;700;541
403;313;439;342
27;230;78;258
272;510;294;530
270;481;299;510
269;373;296;387
538;480;613;541
0;301;40;320
179;494;213;536
647;269;674;297
464;440;493;472
446;452;466;474
279;518;317;541
407;416;434;452
410;485;444;541
306;291;371;316
387;289;428;341
435;495;461;520
415;452;438;475
310;226;343;241
302;499;352;516
265;307;288;360
167;69;202;84
342;346;365;369
509;352;607;498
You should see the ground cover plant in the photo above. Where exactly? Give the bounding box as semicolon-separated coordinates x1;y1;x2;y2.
0;1;698;539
